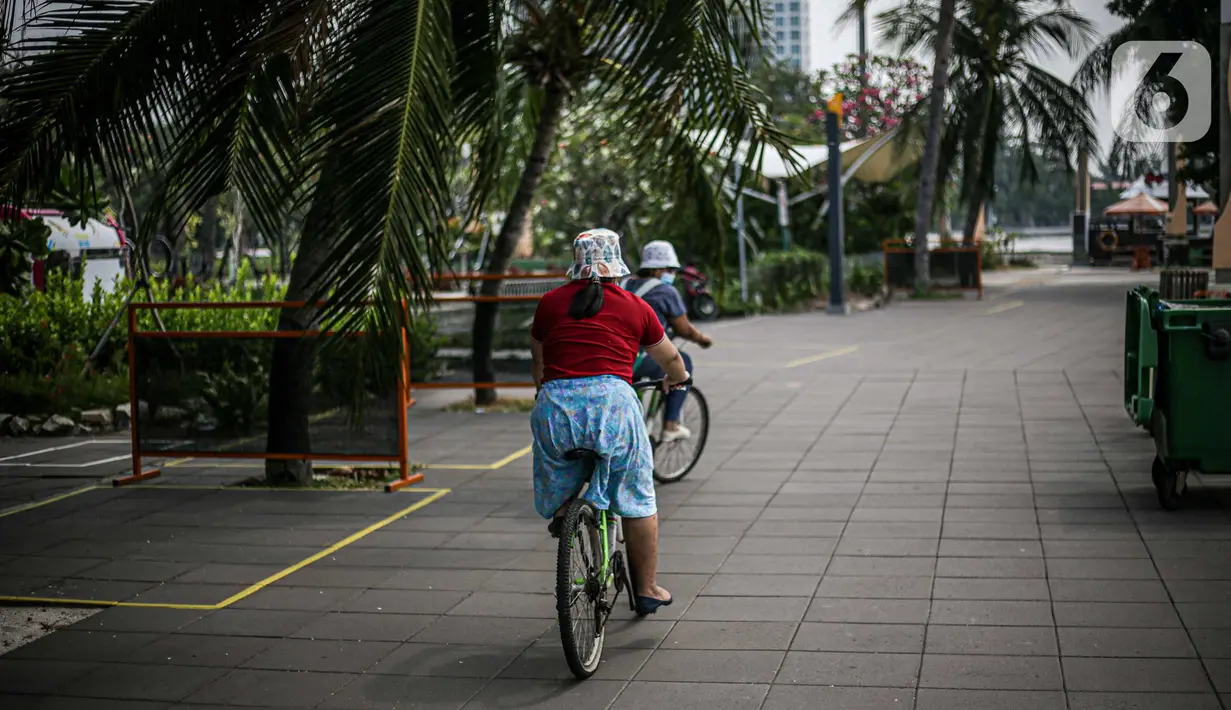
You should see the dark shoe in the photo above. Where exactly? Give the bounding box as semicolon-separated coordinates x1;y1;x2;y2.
634;595;673;616
547;517;563;539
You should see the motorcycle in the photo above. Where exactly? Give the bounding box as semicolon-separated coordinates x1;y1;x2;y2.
678;263;718;321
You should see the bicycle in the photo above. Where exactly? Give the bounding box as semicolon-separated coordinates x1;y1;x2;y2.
634;339;710;483
552;377;685;679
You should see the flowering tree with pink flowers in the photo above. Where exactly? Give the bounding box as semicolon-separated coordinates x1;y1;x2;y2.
811;54;930;141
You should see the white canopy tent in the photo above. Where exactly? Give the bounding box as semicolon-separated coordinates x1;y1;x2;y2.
1119;176;1210;201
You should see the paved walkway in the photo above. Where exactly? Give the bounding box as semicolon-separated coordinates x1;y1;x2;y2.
2;268;1230;709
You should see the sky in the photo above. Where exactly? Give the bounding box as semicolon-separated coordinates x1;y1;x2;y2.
807;0;1136;161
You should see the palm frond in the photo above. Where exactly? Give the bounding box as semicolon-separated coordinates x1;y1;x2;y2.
295;0;457;366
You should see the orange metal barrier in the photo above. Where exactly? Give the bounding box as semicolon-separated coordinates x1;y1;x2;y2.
119;301;419;492
883;240;983;299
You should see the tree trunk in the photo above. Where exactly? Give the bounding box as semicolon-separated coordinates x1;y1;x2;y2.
472;84;566;406
197;195;219;281
910;0;957;295
963;199;983;246
263;233;329;485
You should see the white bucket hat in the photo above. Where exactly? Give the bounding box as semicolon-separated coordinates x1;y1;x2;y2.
639;240;681;270
565;228;631;280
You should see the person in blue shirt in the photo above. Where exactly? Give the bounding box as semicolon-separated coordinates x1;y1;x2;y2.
622;241;713;442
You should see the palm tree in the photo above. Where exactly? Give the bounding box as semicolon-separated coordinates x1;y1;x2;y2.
468;2;780;404
0;0;781;479
883;0;1097;245
1073;0;1217;196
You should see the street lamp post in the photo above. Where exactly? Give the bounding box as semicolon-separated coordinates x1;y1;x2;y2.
826;95;848;315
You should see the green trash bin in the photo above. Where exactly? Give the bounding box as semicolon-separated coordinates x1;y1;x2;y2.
1143;294;1231;509
1123;287;1158;428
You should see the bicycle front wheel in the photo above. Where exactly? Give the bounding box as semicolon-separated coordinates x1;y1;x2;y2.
556;499;605;679
651;386;709;484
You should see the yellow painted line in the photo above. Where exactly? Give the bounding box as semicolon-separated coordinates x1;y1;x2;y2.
784;345;860;369
0;487;450;610
212;488;451;608
0;595;217;610
424;443;532;470
138;484;447;494
0;485;101;519
983;300;1024;315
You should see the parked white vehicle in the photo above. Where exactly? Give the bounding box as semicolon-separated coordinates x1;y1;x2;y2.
16;208;130;297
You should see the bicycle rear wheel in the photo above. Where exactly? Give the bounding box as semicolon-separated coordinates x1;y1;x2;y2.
651;386;709;483
556;498;605;679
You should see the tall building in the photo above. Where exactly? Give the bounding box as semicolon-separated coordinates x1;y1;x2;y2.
767;0;810;69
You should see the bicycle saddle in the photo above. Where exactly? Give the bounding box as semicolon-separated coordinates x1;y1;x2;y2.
563;448;600;463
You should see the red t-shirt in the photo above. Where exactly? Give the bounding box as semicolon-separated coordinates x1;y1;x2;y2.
531;281;666;384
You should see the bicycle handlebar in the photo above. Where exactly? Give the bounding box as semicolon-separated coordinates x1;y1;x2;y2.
633;375;692;392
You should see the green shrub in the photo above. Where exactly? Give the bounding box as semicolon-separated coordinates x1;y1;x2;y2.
0;348;129;417
846;261;885;297
750;249;829;310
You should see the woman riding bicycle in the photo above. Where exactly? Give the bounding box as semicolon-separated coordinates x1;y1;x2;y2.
529;229;689;616
622;240;713;442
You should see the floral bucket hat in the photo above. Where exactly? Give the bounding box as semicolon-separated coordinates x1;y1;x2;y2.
565;228;630;280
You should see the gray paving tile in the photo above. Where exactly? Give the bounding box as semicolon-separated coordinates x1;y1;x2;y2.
933;578;1050;600
1053;602;1182;628
936;557;1046;578
610;681;768;710
925;625;1058;656
1191;630;1231;658
635;649;783;683
661;621;798;650
776;650;921;686
1058;627;1196;658
126;633;275;667
930;600;1053;626
815;576;933;599
920;654;1063;690
500;645;651;681
825;556;936;577
791;622;924;653
700;574;818;597
60;663;227;702
762;685;916;710
410;616;551;646
375;569;496;591
340;589;469;615
1062;657;1214;692
316;675;485;709
239;638;398;673
1043;541;1150;558
806;598;931;624
718;554;830;575
1044;558;1160;579
290;612;435;642
367;643;521;678
0;659;102;695
1164;580;1231;603
182;668;355;707
1177;602;1231;629
182;610;324;638
1066;692;1223;710
1049;579;1171;603
940;540;1043;557
834;538;940;557
682;596;808;622
3;630;159;662
732;537;837;557
229;586;358;611
914;689;1066;710
1207;659;1231;693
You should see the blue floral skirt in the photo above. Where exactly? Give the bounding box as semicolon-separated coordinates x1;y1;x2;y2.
530;375;656;519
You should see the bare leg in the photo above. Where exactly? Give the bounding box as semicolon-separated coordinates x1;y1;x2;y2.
622;514;670;601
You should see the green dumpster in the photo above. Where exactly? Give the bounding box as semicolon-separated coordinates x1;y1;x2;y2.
1136;292;1231;509
1123;287;1157;428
